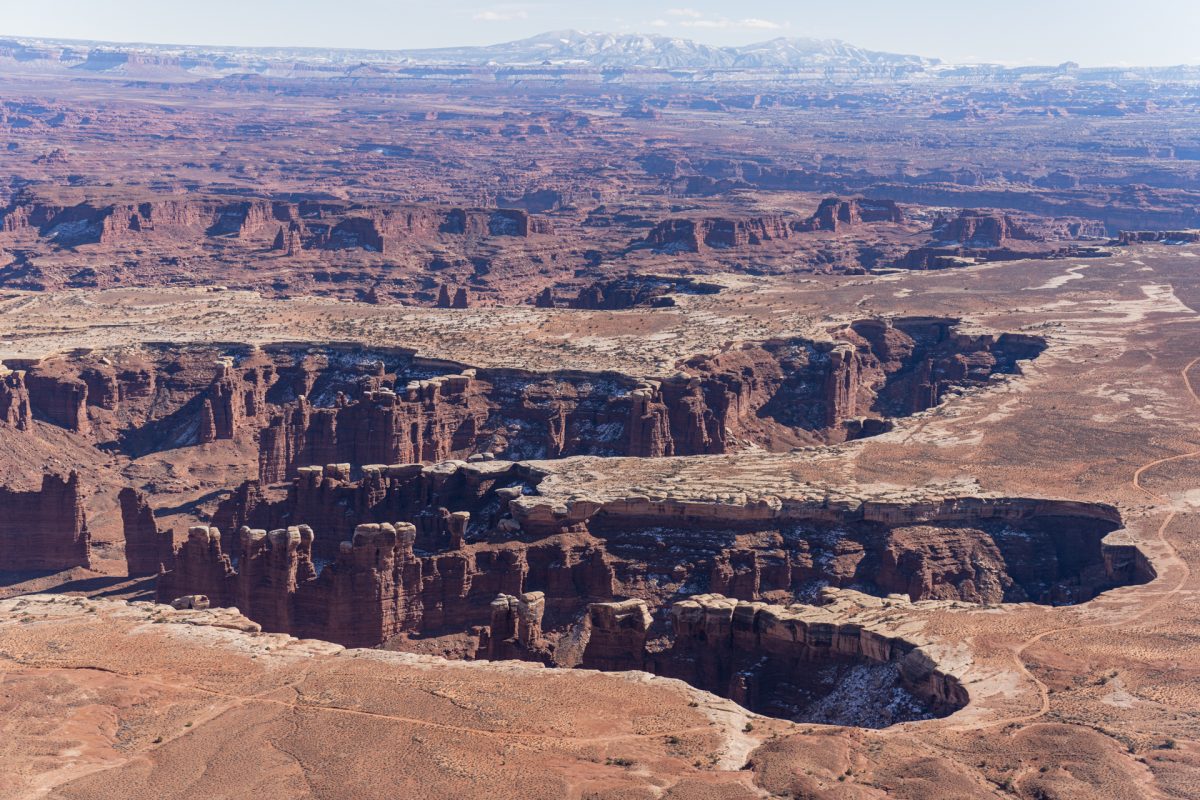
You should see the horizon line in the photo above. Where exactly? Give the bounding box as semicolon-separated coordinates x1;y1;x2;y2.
2;29;1196;70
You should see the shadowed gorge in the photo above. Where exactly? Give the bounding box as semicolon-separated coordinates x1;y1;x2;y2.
1;317;1044;475
142;459;1147;725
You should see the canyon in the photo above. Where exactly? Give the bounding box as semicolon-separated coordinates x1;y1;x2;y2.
144;457;1146;723
0;317;1042;477
2;27;1200;800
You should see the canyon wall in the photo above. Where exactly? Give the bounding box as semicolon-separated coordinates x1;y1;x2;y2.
0;195;551;252
578;593;967;724
641;199;905;252
0;367;32;429
797;197;906;232
118;487;175;576
0;472;91;571
650;594;966;724
255;319;1044;481
2;320;1044;479
644;215;794;252
157;459;1147;652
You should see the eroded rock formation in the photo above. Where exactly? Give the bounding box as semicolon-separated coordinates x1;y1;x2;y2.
644;215;794;252
1;320;1042;479
0;366;32;429
0;472;91;571
251;320;1041;480
118;487;175;576
642;594;967;725
561;275;722;310
22;362;90;433
798;197;905;232
161;457;1149;658
0;195;552;251
1118;229;1200;244
895;209;1109;270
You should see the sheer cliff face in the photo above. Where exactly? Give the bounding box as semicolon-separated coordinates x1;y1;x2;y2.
5;322;1044;580
156;460;1145;653
2;319;1043;479
639;594;968;726
0;472;90;571
0;197;548;251
253;319;1042;481
0;368;32;430
644;215;796;252
640;198;906;253
118;487;174;577
575;592;968;726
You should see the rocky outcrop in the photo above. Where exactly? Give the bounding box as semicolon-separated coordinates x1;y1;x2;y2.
168;454;1152;659
515;485;1148;605
0;472;90;571
253;321;1040;480
933;209;1037;247
215;460;521;558
273;222;303;255
2;323;1041;469
167;460;619;646
256;370;492;483
798;197;905;232
563;275;721;310
480;591;547;660
933;209;1106;246
581;599;653;671
895;242;1110;271
0;367;32;429
23;364;89;433
893;209;1111;268
118;488;175;576
0;195;552;252
1118;229;1200;244
644;215;793;252
157;526;235;607
203;359;270;441
436;285;471;308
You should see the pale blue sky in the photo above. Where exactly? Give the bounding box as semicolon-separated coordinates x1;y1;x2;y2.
4;0;1198;66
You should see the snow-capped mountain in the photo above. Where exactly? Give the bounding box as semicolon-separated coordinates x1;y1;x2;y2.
731;37;934;68
396;30;938;69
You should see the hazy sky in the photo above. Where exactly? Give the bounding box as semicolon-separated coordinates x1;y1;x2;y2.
4;0;1199;66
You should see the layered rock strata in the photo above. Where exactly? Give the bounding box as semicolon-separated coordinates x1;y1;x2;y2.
118;487;175;576
1118;229;1200;244
644;215;794;252
642;197;905;253
797;197;905;232
895;209;1110;270
0;366;32;429
0;195;552;251
2;321;1042;476
637;594;966;725
158;460;1149;656
255;319;1043;481
0;472;91;571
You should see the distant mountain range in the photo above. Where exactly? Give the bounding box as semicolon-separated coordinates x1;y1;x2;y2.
394;30;939;69
3;30;1193;82
0;29;937;73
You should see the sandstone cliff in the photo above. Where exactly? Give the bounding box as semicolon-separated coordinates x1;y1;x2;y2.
161;458;1148;656
119;487;175;577
0;472;91;571
0;367;32;430
798;197;905;232
0;195;552;252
